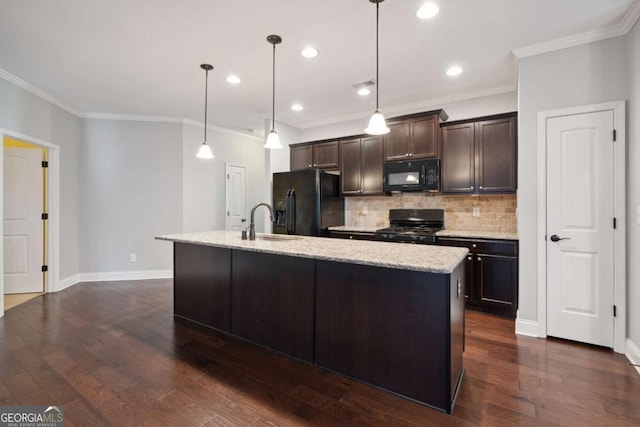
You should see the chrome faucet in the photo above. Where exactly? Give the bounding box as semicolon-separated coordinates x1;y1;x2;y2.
248;203;275;240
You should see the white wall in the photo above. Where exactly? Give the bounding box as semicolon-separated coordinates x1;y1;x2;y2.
517;36;628;323
627;19;640;349
79;119;183;273
298;91;518;142
183;123;267;234
0;78;81;281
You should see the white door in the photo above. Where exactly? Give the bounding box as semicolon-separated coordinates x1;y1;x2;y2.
546;110;615;347
225;164;247;231
3;147;44;294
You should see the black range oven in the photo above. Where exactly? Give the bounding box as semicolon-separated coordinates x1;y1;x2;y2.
375;209;444;244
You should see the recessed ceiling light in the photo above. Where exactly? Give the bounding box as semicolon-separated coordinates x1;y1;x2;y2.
357;87;371;96
417;3;440;20
291;104;304;111
446;66;463;76
301;47;318;58
226;75;241;84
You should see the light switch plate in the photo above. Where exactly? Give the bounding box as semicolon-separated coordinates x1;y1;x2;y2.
473;207;480;217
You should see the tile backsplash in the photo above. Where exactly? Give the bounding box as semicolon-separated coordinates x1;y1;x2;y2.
346;193;517;232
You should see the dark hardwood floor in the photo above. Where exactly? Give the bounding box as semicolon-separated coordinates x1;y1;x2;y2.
1;279;638;426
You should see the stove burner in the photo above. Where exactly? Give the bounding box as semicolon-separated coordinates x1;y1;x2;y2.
374;209;444;244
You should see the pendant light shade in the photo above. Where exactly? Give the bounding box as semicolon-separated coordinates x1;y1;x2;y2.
365;0;390;136
196;63;215;159
265;35;283;149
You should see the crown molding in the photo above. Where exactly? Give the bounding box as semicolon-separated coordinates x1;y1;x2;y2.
181;119;263;141
513;0;640;59
296;85;516;130
0;68;82;117
81;112;185;123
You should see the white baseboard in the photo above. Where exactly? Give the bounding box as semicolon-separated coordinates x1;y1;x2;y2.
515;318;540;337
626;338;640;376
53;270;173;293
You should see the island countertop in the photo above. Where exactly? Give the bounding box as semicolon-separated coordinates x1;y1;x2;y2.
156;230;468;274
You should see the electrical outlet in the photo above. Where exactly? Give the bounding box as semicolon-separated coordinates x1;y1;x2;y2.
130;254;137;262
362;206;368;215
473;207;480;217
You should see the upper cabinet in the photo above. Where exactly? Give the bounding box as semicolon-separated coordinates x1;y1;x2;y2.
441;113;517;194
383;110;448;161
339;136;384;196
290;140;339;171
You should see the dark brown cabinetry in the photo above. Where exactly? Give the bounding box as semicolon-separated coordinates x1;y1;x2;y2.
328;230;377;241
438;237;518;318
339;136;384;196
383;110;448;161
174;243;231;332
441;113;517;194
290;140;339;171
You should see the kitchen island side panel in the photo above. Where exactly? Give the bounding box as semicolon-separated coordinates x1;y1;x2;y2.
232;250;315;362
315;260;454;412
174;242;231;332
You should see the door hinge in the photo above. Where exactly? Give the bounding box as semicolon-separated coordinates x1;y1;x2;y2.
613;305;617;317
227;211;230;217
42;161;49;168
42;213;48;220
613;217;617;229
42;265;48;272
613;129;617;142
227;174;230;179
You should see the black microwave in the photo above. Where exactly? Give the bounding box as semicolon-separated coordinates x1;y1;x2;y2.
383;159;440;193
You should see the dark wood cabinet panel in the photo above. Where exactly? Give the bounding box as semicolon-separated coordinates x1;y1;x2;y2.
339;136;383;196
328;230;377;240
361;136;384;194
441;113;517;195
437;237;518;318
232;251;315;362
411;115;439;158
312;141;339;169
174;243;231;332
383;121;411;161
315;260;461;412
339;138;362;195
441;123;475;193
290;145;313;171
477;117;517;193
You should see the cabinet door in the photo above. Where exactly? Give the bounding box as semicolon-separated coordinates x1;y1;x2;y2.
477;117;516;193
339;138;363;195
476;254;518;317
441;123;475;193
290;145;313;170
383;121;411;161
410;115;439;159
313;141;340;169
361;136;384;195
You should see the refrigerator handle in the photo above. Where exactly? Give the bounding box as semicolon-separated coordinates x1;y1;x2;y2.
286;189;296;234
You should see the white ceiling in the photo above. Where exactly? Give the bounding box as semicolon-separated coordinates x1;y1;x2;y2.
0;0;636;136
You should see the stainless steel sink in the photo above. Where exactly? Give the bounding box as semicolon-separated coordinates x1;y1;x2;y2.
256;234;303;241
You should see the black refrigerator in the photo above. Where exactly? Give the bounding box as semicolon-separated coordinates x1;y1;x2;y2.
272;169;344;236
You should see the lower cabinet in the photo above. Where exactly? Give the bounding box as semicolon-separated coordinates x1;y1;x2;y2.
437;237;518;317
328;230;377;241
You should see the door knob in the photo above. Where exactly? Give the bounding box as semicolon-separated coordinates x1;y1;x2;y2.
550;234;570;242
241;218;246;222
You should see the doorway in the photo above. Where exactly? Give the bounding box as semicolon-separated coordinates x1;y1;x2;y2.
537;101;626;353
225;163;247;231
0;130;61;318
3;137;46;310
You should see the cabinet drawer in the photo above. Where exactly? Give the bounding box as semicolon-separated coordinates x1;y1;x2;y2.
437;237;517;256
329;231;377;241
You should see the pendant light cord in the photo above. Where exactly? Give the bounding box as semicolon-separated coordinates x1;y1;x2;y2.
204;68;208;142
375;0;380;110
272;42;276;130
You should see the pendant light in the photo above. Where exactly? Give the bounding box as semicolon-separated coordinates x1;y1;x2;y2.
365;0;390;135
196;64;215;159
264;35;284;149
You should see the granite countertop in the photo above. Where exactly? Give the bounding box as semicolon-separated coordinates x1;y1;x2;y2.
156;230;468;274
436;230;519;240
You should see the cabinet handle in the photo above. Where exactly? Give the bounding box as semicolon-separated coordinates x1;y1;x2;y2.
470;185;474;190
409;153;413;157
349;235;353;239
479;185;483;190
313;163;317;167
467;256;472;261
477;257;482;261
405;153;409;157
472;243;476;248
308;164;312;168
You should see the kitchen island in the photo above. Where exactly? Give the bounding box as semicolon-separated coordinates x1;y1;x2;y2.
156;230;468;413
